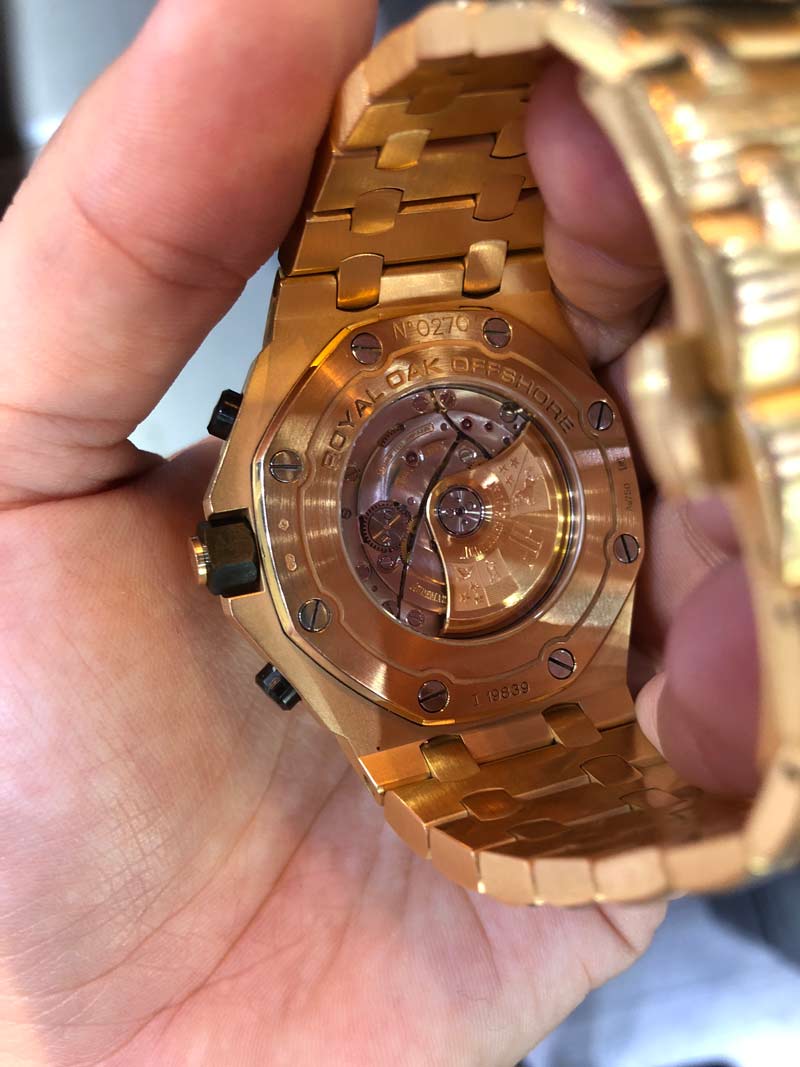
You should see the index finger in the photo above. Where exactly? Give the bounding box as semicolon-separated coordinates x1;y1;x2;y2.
526;60;666;364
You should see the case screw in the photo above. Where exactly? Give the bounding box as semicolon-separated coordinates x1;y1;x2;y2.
614;533;640;564
350;332;383;365
483;317;511;349
418;680;449;714
587;400;614;432
298;598;332;633
269;450;303;483
548;648;576;679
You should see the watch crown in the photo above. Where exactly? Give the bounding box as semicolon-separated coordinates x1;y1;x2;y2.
189;535;210;585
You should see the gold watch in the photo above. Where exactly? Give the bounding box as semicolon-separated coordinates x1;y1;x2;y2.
192;1;800;906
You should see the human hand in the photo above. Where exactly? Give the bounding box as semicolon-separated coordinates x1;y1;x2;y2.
0;3;758;1065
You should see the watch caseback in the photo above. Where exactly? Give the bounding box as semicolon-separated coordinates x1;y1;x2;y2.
252;308;642;727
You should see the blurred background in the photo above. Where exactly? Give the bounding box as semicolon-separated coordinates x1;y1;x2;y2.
1;2;798;1065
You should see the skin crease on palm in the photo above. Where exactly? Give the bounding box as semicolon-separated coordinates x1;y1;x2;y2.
0;1;763;1065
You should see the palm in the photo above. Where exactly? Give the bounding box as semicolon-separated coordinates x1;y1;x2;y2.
0;4;757;1065
0;447;658;1065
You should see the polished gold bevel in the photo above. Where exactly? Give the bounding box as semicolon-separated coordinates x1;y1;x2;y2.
253;309;643;727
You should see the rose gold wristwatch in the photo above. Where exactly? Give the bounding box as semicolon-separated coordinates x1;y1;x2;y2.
191;1;800;906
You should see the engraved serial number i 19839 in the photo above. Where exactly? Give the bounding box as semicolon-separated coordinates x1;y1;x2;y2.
473;681;531;706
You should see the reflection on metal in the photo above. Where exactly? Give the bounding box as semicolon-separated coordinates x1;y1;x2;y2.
427;429;571;636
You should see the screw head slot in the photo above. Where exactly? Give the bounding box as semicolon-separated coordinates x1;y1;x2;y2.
298;598;332;633
350;332;383;365
614;533;640;564
587;399;614;432
418;680;450;714
548;648;576;679
269;450;304;483
483;317;511;349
